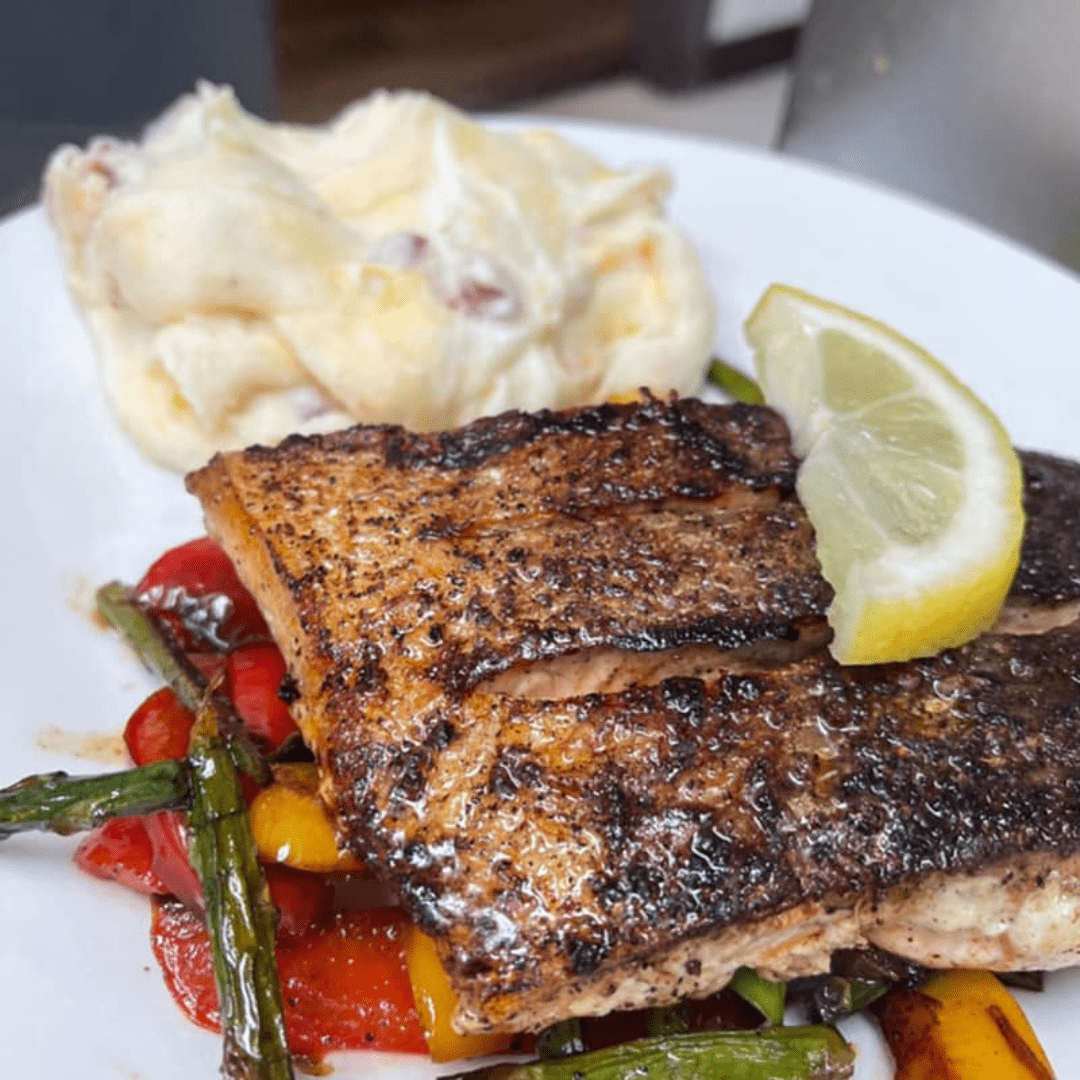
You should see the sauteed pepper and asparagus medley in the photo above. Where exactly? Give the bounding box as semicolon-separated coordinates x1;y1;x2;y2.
1;538;858;1079
4;537;1051;1080
0;354;1066;1080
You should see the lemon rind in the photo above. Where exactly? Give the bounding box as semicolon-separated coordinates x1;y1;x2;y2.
747;283;1026;665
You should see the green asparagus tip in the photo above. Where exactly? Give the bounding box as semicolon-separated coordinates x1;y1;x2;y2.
729;966;787;1026
0;761;189;838
95;582;271;787
707;358;765;405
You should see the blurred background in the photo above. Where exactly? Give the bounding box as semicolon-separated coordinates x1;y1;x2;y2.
0;0;806;213
3;0;1078;268
274;0;805;123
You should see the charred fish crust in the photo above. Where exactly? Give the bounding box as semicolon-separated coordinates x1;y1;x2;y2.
402;839;435;869
589;777;636;849
189;396;829;752
592;858;668;912
728;673;766;703
464;596;496;627
317;641;386;697
1010;449;1080;604
659;677;710;726
663;735;703;782
434;502;830;695
188;400;1080;1034
376;404;633;473
375;397;788;478
330;626;1080;1025
352;644;388;694
398;879;449;936
388;746;429;805
661;399;799;496
459;954;500;981
417;514;462;541
340;710;468;819
829;637;1080;872
684;818;741;888
745;758;785;831
586;804;800;931
446;408;621;471
276;672;301;704
422;628;1080;1020
222;399;801;507
566;935;611;977
331;741;390;816
425;717;457;750
488;746;545;799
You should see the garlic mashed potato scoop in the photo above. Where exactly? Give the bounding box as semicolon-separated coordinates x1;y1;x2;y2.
43;84;715;471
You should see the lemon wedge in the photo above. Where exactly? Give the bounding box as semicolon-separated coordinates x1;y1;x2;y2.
745;284;1024;665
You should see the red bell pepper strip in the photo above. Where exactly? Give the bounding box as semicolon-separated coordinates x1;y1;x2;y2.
263;864;333;939
136;537;270;652
151;900;428;1059
124;687;196;768
120;685;205;908
74;817;169;895
226;645;301;751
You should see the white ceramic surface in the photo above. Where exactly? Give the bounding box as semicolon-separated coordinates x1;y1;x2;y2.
1;121;1078;1079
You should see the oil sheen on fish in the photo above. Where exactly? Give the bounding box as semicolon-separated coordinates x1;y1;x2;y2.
997;449;1080;632
187;397;834;751
188;397;1080;1034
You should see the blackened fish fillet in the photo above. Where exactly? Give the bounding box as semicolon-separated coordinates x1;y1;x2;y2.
998;450;1080;632
327;625;1080;1031
187;397;1080;1034
187;398;834;753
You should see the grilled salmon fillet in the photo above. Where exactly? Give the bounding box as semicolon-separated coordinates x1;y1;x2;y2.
188;397;1080;1034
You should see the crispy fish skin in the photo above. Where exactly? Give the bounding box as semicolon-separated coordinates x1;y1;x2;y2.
322;624;1080;1031
187;397;832;754
994;451;1080;635
1012;451;1080;603
187;397;835;1032
187;398;1080;1035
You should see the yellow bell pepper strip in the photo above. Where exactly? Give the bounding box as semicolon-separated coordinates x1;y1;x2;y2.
874;969;1055;1080
248;763;362;873
402;923;518;1063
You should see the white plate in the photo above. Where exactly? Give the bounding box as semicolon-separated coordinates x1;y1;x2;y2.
1;120;1078;1080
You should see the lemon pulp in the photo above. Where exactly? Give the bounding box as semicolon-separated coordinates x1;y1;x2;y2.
745;284;1024;665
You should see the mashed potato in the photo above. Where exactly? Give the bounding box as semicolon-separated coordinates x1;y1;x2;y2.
44;83;715;470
